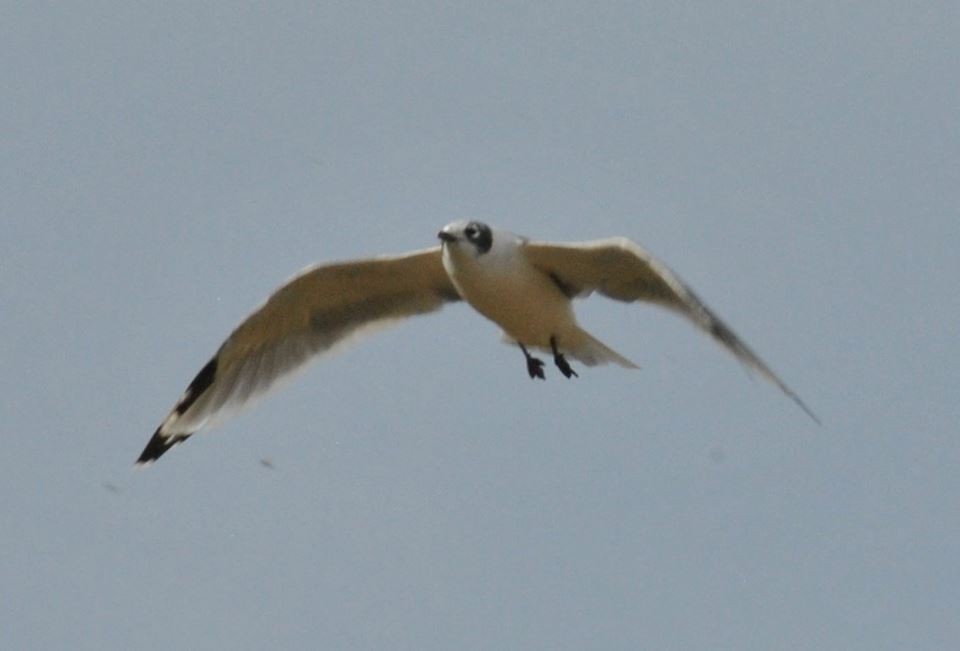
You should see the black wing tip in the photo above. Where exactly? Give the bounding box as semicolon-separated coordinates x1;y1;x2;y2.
137;356;217;466
175;357;218;416
135;428;191;466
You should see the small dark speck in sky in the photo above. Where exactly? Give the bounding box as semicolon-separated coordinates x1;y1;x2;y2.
101;481;122;494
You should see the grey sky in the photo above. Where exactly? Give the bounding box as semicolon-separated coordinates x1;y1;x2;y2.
3;3;958;649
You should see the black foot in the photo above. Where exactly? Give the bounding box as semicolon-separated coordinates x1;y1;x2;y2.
550;336;578;379
519;343;546;380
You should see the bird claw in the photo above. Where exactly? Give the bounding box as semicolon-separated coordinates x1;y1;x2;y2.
549;336;578;379
526;356;546;380
554;354;578;379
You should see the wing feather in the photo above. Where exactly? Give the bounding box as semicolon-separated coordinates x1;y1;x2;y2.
137;246;459;464
523;238;819;423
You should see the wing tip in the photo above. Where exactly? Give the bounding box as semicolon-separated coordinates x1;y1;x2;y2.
789;392;822;426
135;428;191;466
136;356;218;467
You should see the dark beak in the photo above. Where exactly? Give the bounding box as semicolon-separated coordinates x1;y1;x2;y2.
437;231;457;243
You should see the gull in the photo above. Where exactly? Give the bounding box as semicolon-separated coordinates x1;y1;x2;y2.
136;220;817;465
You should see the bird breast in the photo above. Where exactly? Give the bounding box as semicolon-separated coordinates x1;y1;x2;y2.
443;249;575;347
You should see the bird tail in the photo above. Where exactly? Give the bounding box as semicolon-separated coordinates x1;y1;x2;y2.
568;328;638;369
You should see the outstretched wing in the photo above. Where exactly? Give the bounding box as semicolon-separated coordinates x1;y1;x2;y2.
137;246;460;464
523;238;818;422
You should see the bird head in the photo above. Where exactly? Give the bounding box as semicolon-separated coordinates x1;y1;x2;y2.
438;220;493;256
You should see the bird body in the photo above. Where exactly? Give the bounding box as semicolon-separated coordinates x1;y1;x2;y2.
439;221;635;368
137;220;817;465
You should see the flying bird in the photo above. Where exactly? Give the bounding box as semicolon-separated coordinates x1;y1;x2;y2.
136;220;817;465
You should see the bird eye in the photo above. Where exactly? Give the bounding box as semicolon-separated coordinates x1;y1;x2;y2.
465;225;477;239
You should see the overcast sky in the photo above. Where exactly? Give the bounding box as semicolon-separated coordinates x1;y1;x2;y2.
3;3;958;649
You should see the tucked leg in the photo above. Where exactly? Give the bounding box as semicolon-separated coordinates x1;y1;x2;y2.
550;336;578;379
518;343;546;380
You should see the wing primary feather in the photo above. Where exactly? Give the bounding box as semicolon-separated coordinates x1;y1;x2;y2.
136;427;191;465
698;303;821;424
174;357;218;416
